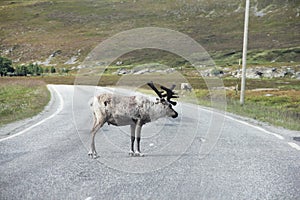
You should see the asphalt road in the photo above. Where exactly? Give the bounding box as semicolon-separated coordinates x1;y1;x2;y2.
0;85;299;200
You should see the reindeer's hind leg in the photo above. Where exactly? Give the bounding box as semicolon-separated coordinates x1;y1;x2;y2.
129;124;136;156
88;117;105;159
135;122;144;157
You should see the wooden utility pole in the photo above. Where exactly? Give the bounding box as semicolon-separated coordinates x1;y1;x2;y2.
240;0;250;106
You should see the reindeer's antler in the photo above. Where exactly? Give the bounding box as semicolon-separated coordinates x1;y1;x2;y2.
147;82;163;98
161;85;178;106
148;82;178;106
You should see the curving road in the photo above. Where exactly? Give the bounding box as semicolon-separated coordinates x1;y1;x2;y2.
0;85;299;200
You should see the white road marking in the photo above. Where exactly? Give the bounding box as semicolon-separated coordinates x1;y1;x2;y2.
187;104;285;140
223;115;285;140
288;142;300;151
190;104;300;151
85;197;93;200
0;85;64;142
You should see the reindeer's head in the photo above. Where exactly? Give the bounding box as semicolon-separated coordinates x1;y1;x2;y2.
147;82;178;119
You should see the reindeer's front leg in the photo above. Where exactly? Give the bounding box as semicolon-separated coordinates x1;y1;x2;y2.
135;121;144;157
129;124;136;156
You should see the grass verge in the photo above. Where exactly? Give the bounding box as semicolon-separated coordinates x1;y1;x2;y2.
0;77;50;127
191;89;300;131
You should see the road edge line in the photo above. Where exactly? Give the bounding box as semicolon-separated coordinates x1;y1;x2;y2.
287;142;300;151
223;114;285;140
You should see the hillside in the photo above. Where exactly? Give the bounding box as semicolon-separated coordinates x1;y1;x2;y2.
0;0;299;67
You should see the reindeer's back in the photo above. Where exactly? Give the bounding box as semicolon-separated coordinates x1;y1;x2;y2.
102;94;153;124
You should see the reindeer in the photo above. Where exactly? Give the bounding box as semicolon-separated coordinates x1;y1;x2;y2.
181;83;192;92
88;82;178;158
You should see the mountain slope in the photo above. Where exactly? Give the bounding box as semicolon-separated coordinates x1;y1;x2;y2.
0;0;299;65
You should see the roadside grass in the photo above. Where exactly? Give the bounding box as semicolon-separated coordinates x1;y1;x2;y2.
228;89;300;130
190;89;300;131
0;77;50;126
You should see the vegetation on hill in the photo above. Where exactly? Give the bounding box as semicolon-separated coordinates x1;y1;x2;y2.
0;56;60;76
0;0;299;66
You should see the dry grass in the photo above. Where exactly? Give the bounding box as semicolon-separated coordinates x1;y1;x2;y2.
0;77;50;126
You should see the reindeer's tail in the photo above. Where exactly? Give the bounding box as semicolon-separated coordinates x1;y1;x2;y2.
88;96;96;110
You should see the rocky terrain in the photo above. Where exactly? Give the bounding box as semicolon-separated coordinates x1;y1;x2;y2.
112;63;300;79
203;66;300;79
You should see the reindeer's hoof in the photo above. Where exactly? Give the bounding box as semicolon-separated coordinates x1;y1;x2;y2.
134;151;144;157
129;151;135;157
88;151;98;159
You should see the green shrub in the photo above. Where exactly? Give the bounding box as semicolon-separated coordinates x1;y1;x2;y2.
0;56;14;76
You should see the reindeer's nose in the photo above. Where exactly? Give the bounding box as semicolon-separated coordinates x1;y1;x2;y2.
172;111;178;118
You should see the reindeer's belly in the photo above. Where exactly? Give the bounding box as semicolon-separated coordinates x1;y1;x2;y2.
107;115;135;126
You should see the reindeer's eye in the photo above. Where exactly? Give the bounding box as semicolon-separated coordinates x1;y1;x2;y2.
155;98;160;104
